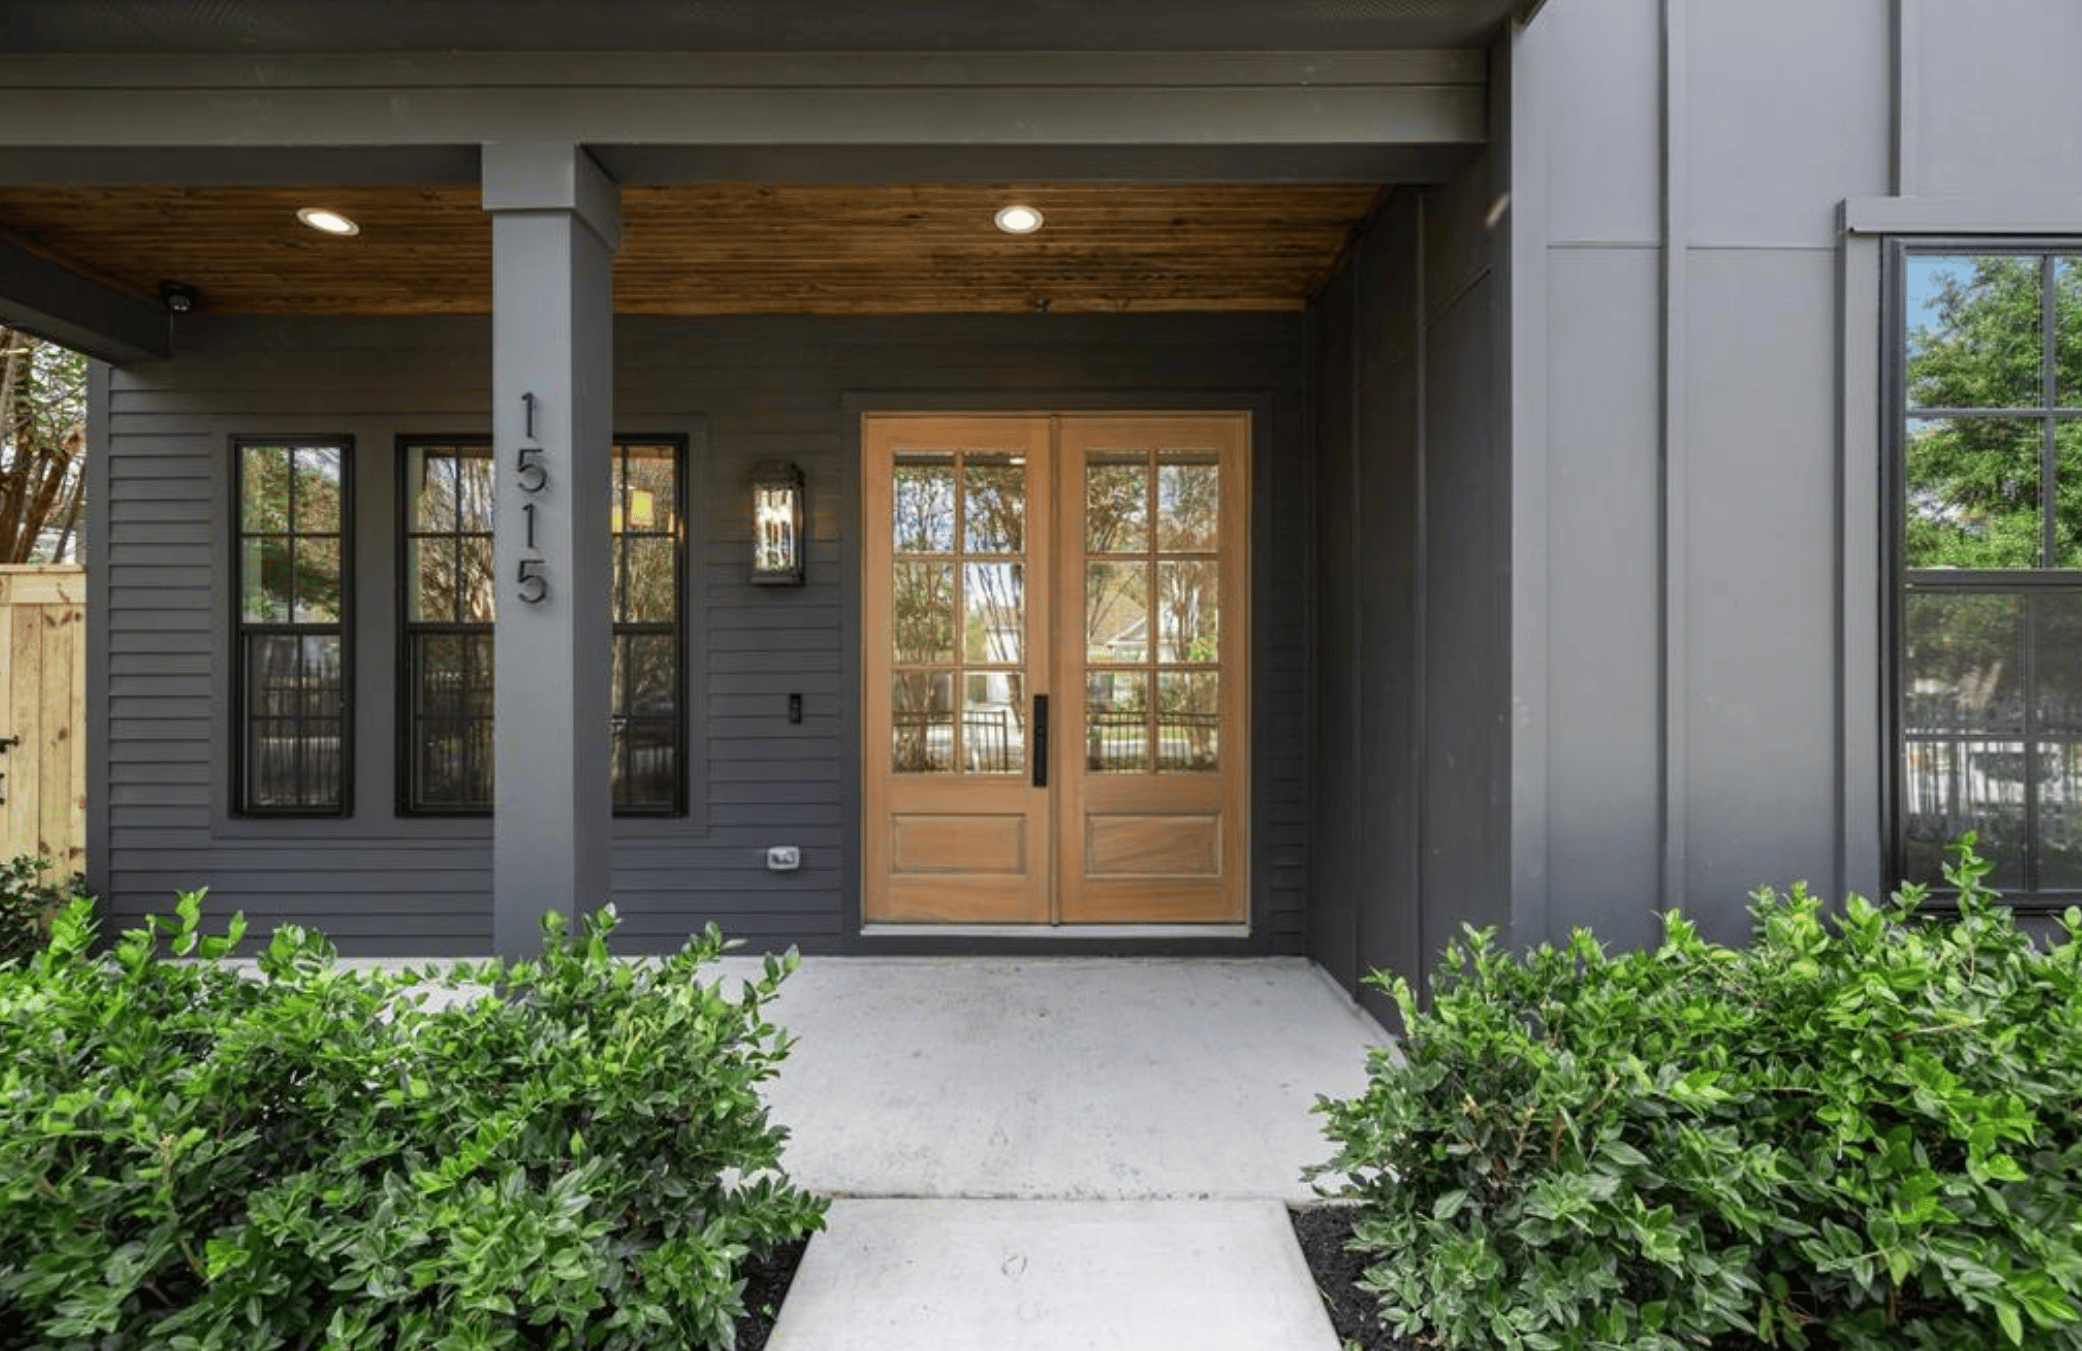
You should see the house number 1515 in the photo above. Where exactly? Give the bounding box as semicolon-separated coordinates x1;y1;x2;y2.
515;396;550;604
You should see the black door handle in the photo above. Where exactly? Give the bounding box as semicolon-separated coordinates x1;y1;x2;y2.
1032;694;1049;788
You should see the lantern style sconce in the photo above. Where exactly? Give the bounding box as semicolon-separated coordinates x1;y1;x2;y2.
750;460;806;586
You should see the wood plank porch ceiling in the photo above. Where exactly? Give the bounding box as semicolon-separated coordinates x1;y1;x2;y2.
0;182;1383;316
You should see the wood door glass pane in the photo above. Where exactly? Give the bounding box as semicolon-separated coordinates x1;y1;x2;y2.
895;453;956;552
1155;561;1218;664
1083;439;1224;776
1086;671;1150;773
1086;451;1149;553
893;563;956;663
1157;671;1220;772
1156;449;1219;551
893;671;953;773
1085;561;1148;662
890;445;1027;776
964;672;1025;775
962;562;1023;664
964;453;1025;553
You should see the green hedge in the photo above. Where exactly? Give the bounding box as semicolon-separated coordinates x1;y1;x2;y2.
0;854;79;966
1315;838;2082;1351
0;892;825;1350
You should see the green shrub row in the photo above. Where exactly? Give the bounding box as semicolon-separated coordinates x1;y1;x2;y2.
0;892;825;1350
0;854;81;965
1315;838;2082;1351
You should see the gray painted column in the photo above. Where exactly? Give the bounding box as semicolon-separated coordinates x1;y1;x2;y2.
482;143;620;958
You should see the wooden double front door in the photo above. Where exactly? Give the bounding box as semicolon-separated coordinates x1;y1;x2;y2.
863;413;1249;925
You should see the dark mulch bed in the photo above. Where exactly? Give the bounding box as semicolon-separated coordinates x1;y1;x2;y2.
1292;1205;1434;1351
731;1236;811;1351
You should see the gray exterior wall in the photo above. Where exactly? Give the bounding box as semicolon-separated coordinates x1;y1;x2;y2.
1508;0;2082;952
1309;45;1511;1010
89;311;1312;955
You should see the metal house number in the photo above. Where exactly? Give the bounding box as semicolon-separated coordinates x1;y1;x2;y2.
515;393;549;605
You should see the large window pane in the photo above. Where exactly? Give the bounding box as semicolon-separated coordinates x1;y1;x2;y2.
1903;592;2024;734
243;633;344;811
1903;416;2045;568
294;446;343;533
1905;254;2044;410
2058;258;2081;409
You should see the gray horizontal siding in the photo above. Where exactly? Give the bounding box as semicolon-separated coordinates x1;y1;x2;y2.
98;310;1312;956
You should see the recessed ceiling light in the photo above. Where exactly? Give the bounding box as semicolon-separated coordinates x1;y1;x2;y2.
994;204;1044;235
296;207;360;236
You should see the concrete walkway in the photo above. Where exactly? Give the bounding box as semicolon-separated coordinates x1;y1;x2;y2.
740;957;1391;1351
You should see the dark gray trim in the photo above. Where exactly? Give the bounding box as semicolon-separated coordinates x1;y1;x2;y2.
1658;0;1690;909
84;359;113;906
0;236;167;364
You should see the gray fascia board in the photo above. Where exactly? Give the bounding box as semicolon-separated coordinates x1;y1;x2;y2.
0;49;1486;90
0;238;166;362
1842;196;2082;235
0;61;1484;152
0;146;479;185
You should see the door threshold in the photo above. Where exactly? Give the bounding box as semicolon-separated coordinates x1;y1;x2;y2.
860;923;1252;940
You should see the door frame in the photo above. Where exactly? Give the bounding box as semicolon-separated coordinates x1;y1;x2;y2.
838;390;1282;952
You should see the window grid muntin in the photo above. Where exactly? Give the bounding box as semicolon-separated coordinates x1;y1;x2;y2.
233;437;351;816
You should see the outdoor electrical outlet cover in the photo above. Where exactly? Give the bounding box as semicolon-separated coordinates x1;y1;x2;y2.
767;845;802;872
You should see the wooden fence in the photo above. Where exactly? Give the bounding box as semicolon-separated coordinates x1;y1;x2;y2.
0;566;86;878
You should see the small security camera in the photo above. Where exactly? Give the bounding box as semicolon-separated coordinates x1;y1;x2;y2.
157;280;201;313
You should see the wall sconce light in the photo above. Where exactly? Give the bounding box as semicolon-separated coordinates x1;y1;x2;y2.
750;460;806;586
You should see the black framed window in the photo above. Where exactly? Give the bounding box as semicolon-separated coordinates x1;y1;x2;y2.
611;440;686;814
399;438;686;815
234;438;350;815
401;440;496;813
1893;245;2082;900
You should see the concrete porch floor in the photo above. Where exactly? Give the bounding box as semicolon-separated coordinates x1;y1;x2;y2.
737;956;1392;1350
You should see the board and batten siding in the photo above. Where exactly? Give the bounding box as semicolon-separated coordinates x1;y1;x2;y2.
92;311;1310;955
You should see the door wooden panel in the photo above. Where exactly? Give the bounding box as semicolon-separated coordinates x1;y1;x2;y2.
862;413;1247;925
863;417;1053;922
1055;415;1248;923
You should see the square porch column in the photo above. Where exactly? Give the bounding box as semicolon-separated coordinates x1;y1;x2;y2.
481;143;620;958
